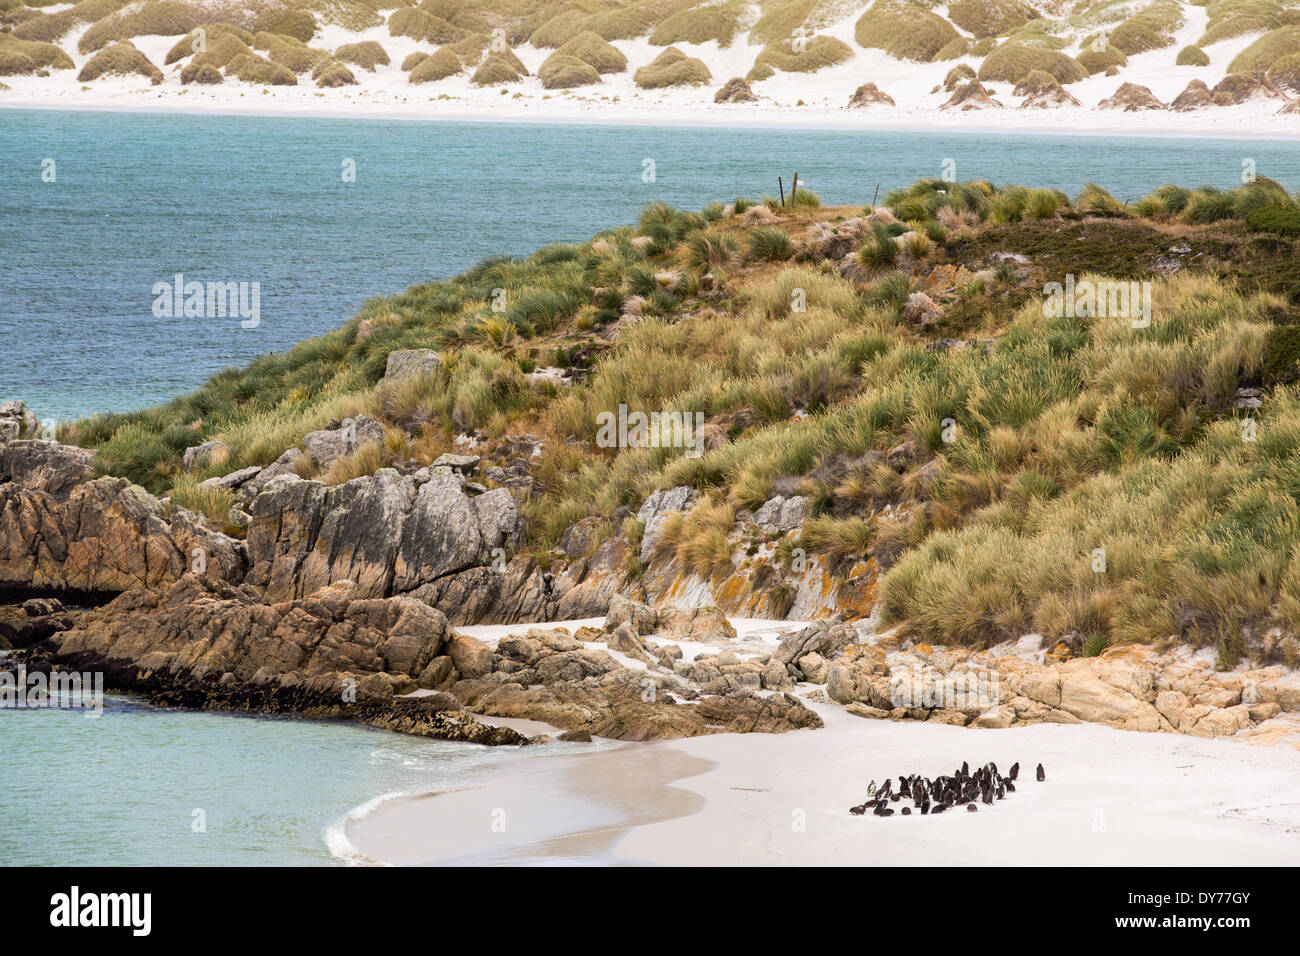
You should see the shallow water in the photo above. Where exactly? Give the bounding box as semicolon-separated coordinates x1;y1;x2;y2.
0;689;550;866
3;109;1298;420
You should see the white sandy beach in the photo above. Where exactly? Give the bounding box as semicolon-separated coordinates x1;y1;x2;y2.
349;700;1300;866
4;8;1300;137
349;609;1300;867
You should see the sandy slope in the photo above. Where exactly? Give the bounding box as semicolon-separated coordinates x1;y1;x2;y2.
4;7;1300;136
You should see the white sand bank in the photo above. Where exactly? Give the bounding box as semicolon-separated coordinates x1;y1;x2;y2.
350;699;1300;866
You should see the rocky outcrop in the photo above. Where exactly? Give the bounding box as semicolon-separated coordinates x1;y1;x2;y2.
0;441;245;595
813;634;1300;741
245;466;524;606
301;415;386;470
847;82;895;108
635;485;696;564
1096;82;1164;111
0;401;41;443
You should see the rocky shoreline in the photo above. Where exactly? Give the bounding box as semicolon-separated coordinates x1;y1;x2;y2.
2;397;1299;751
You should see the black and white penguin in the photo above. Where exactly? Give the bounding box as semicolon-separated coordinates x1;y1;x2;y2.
961;761;970;777
867;779;877;797
920;796;930;815
901;806;912;815
931;803;946;814
1036;763;1046;782
850;803;867;815
1008;762;1019;781
966;803;978;812
1005;780;1016;793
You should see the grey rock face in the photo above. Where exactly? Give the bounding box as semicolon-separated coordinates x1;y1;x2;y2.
382;348;444;383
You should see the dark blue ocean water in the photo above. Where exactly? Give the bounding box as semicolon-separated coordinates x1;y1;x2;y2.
2;108;1299;421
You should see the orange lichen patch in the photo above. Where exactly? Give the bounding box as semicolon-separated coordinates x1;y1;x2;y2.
914;643;934;655
922;263;977;292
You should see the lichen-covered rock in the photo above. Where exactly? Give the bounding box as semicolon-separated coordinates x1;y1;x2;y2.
1096;82;1164;110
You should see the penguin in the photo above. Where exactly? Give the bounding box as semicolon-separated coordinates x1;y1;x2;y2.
966;803;978;812
996;782;1005;800
850;803;867;816
901;806;911;815
1005;780;1016;793
1009;762;1019;781
961;761;970;777
932;803;947;814
867;780;877;797
989;762;998;777
1036;763;1046;782
880;807;895;816
981;787;993;806
921;796;930;815
900;777;911;798
891;793;901;802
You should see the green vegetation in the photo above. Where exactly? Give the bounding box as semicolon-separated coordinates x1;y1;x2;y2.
77;40;163;82
402;50;430;71
1177;44;1210;65
750;35;852;76
1229;24;1300;71
0;31;74;73
334;39;389;70
78;0;203;54
68;173;1300;659
539;52;601;88
947;0;1035;38
315;59;358;86
1199;0;1288;46
165;24;253;64
650;1;743;47
977;43;1087;84
256;8;317;42
472;49;527;85
1077;42;1127;74
1269;51;1300;90
1108;1;1185;55
409;46;462;82
227;51;297;84
855;0;960;62
545;30;627;74
636;46;712;87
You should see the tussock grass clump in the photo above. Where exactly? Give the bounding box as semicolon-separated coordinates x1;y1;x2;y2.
529;9;587;48
947;0;1036;38
540;53;602;88
1074;181;1123;215
409;46;463;83
751;35;852;75
402;50;429;72
855;0;960;63
315;60;357;86
1176;44;1209;66
650;1;743;47
168;474;236;528
0;31;74;72
77;41;163;83
472;50;527;85
227;52;297;85
1200;0;1285;46
256;8;316;43
1109;1;1185;56
636;46;711;87
265;39;330;75
165;24;253;64
334;40;389;71
746;226;794;262
389;7;450;41
978;43;1087;84
182;61;224;83
1247;204;1300;235
1230;24;1300;72
78;0;203;54
943;63;975;89
546;30;627;74
1077;43;1127;74
179;32;253;72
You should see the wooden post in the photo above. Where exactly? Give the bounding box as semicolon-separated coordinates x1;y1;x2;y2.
778;176;785;207
871;184;880;207
791;172;799;203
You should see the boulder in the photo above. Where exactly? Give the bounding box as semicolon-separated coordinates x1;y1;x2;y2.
300;415;386;469
199;465;262;491
752;495;806;531
0;401;42;443
446;633;493;679
182;440;230;472
382;348;443;382
604;594;658;635
1210;71;1286;105
636;486;697;563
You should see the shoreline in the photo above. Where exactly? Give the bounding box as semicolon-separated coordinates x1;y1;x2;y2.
349;701;1300;866
5;94;1300;140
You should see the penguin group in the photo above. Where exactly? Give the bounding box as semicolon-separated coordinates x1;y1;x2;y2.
849;761;1045;817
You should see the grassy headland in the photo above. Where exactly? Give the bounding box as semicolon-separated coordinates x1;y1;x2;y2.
62;176;1300;665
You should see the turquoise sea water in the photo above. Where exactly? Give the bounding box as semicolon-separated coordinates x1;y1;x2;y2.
0;682;561;866
3;109;1299;422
